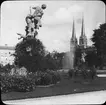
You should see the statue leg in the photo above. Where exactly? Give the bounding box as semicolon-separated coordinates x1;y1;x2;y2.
34;17;42;28
34;30;38;37
34;18;38;28
37;17;42;27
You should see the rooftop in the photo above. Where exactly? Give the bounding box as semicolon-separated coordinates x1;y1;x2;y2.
0;46;15;50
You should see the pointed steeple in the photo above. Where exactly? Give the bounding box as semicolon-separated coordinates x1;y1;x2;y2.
71;19;78;47
72;19;76;39
81;15;85;37
79;15;87;48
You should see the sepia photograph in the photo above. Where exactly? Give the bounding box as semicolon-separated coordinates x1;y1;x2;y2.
0;0;106;104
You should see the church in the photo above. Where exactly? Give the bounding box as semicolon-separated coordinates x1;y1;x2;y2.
70;16;87;50
63;17;88;69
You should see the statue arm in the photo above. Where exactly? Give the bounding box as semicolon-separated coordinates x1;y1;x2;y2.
17;33;26;40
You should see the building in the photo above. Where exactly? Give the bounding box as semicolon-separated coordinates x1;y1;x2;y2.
79;17;87;49
63;17;88;69
0;45;15;66
70;17;87;49
70;19;78;49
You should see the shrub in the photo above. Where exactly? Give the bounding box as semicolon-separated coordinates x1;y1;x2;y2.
0;70;61;93
34;71;52;85
0;75;15;93
46;70;61;84
40;72;52;85
0;75;36;93
34;70;61;85
13;76;36;92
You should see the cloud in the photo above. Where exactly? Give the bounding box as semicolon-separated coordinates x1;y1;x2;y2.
43;5;83;26
55;5;83;19
55;8;70;20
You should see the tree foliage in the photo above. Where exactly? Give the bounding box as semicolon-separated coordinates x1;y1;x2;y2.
91;23;106;68
14;38;65;72
14;38;46;72
85;47;98;67
44;51;65;70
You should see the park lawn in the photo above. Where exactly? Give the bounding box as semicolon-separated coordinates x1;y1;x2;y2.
1;75;106;101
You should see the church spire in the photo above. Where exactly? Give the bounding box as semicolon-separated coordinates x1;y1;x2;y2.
72;19;76;39
81;15;85;37
71;19;77;47
79;16;87;48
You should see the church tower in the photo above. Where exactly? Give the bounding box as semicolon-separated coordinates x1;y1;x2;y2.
70;19;78;69
70;19;78;50
79;16;87;48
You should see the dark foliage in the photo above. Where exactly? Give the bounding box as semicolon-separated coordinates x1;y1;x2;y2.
85;48;98;67
41;51;65;70
14;38;46;72
68;67;97;80
91;23;106;68
0;75;36;93
14;76;36;92
0;70;61;93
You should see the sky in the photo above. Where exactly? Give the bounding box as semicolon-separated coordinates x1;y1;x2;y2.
0;0;105;52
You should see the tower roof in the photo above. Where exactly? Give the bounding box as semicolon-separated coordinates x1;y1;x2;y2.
70;19;78;47
79;15;87;48
81;16;85;37
71;19;77;42
71;19;76;40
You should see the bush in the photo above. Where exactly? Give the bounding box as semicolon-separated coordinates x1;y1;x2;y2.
34;71;52;85
0;75;15;93
40;72;52;85
14;76;36;92
0;75;36;93
33;70;61;85
0;70;61;93
68;67;97;80
46;70;61;84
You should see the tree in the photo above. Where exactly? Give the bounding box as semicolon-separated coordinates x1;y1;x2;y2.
52;51;65;69
91;23;106;68
14;38;46;72
85;47;98;67
44;51;65;70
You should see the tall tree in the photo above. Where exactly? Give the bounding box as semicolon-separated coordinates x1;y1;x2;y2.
14;38;46;72
91;23;106;68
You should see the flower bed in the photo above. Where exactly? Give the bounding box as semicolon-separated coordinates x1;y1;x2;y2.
28;70;61;85
0;70;61;93
0;75;36;93
0;75;15;93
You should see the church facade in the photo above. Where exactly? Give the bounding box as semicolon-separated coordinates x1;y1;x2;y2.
62;17;88;69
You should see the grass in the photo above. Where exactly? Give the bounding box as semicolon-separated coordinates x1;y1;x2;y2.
1;72;106;101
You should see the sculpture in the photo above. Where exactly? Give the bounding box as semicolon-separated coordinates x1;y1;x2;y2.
17;4;46;40
81;52;86;63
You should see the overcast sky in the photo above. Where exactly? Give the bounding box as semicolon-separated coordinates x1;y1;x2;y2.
0;0;105;52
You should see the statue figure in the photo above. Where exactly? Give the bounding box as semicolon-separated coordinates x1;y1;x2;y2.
17;4;46;40
32;5;44;28
17;33;26;40
25;4;46;38
81;52;86;63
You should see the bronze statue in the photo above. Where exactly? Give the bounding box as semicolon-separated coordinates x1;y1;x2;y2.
17;4;46;40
